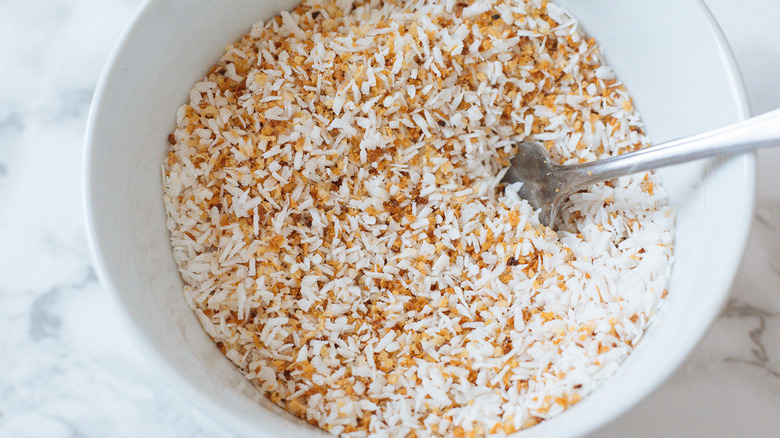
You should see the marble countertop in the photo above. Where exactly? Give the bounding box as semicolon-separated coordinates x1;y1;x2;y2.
1;0;778;436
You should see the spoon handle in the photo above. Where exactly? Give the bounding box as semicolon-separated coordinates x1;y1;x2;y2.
565;108;780;188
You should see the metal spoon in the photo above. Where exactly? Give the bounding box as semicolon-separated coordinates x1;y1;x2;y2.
502;108;780;229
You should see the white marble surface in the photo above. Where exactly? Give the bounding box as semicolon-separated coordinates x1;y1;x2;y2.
1;0;778;436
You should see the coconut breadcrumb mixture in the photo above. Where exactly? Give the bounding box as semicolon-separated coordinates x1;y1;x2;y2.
162;0;674;436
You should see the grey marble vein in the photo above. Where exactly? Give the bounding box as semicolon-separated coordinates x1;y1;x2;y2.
721;299;780;378
29;288;62;341
0;113;23;131
756;209;778;232
27;268;97;340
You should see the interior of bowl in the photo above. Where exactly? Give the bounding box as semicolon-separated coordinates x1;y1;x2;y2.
84;0;753;437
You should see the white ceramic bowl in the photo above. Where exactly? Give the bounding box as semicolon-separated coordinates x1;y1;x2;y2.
84;0;754;436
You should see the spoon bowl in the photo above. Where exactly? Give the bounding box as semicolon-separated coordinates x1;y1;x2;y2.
502;141;571;227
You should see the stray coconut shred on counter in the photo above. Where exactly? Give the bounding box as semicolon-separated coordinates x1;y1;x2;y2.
162;0;675;436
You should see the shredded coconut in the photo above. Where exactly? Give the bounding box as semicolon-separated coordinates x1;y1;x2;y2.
162;0;675;436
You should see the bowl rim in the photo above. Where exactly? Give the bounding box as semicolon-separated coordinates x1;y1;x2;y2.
82;0;756;436
572;0;756;433
82;0;253;429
